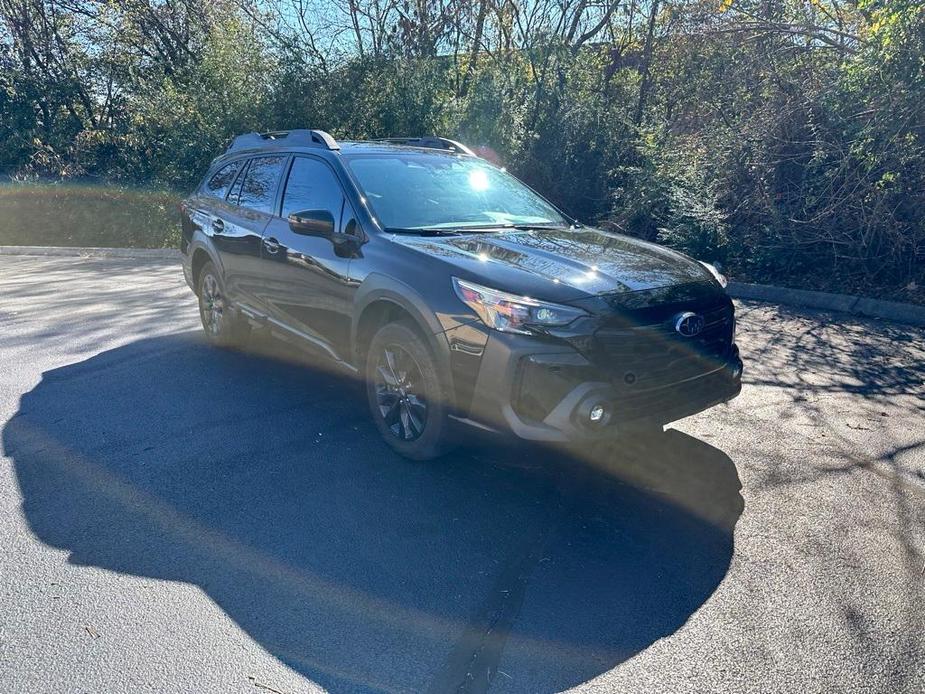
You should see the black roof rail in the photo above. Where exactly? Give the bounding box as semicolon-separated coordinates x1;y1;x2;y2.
226;129;340;153
373;136;476;156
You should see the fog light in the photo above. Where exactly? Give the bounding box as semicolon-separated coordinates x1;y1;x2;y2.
589;404;606;423
731;362;743;379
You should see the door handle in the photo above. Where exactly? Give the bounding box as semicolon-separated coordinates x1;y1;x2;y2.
212;218;225;233
263;236;281;255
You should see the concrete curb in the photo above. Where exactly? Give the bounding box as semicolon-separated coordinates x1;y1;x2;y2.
0;245;180;260
727;281;925;328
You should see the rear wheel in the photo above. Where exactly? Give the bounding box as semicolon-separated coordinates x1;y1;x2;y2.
197;262;250;347
365;322;453;460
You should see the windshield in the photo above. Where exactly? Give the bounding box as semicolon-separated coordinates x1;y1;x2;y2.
345;153;568;230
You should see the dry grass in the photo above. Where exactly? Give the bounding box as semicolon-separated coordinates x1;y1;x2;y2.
0;182;182;248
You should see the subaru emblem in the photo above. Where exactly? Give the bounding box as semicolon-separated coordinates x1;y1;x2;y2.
674;312;705;338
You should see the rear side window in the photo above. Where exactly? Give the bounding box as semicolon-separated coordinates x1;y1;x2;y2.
238;155;287;214
281;157;344;222
203;160;243;200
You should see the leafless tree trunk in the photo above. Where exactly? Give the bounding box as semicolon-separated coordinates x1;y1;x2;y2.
634;0;659;126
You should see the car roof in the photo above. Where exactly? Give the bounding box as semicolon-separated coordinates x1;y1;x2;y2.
208;140;467;171
207;130;478;170
339;141;468;156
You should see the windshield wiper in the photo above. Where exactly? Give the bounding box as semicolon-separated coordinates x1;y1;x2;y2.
385;223;571;235
384;226;457;236
509;224;572;231
385;224;513;235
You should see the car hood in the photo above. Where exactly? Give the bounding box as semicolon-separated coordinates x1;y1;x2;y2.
389;227;715;302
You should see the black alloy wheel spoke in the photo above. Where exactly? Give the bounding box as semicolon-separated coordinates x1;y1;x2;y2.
374;343;429;442
201;275;224;335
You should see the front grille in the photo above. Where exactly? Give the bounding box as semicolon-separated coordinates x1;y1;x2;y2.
614;366;739;423
590;304;734;391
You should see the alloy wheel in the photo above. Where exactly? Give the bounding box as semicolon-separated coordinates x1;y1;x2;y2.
374;344;428;441
200;273;224;336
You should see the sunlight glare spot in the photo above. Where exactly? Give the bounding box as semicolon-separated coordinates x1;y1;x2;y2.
468;169;490;191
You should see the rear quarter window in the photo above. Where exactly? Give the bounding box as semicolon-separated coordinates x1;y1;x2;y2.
202;160;243;200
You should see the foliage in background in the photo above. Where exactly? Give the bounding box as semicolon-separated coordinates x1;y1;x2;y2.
0;0;922;299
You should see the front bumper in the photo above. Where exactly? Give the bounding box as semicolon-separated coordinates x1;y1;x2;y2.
462;331;743;442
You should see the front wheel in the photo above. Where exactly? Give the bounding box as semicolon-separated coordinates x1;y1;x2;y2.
197;261;250;348
365;322;454;461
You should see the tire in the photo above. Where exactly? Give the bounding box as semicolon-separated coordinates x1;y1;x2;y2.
196;261;250;348
365;321;454;461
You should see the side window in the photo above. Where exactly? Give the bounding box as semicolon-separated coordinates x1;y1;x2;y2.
281;157;345;225
238;155;287;214
203;160;243;200
340;200;360;237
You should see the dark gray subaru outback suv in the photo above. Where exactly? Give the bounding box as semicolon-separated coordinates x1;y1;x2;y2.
180;129;743;459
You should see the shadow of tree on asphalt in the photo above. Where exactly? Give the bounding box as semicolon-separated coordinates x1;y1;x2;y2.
732;300;925;689
737;300;925;398
4;332;742;693
0;258;189;351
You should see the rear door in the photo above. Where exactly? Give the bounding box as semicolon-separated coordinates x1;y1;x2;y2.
256;155;357;360
184;158;245;258
212;154;288;312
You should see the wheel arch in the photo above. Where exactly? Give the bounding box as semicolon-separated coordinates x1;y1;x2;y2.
187;235;224;289
352;275;454;401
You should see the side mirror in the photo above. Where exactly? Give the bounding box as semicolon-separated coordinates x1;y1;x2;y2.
288;209;335;237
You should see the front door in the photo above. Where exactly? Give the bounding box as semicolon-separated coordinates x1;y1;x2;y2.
256;155;357;361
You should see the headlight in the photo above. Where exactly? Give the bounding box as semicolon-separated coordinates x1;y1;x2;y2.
699;261;728;288
452;278;587;335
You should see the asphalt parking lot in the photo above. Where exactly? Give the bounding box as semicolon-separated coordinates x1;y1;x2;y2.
1;255;923;694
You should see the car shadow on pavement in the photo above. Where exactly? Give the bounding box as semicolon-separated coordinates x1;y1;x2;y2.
4;331;743;693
